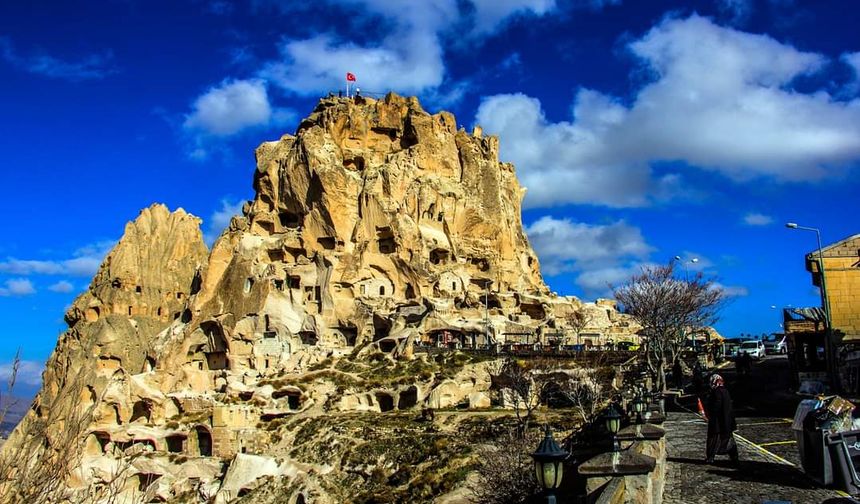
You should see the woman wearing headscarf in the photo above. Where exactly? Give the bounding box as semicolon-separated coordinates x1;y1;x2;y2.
705;374;739;465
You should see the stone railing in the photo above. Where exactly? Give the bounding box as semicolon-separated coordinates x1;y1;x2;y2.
577;410;667;504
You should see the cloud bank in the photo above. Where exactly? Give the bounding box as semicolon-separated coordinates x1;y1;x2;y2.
477;15;860;208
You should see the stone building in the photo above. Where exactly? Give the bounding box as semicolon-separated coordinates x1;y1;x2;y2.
791;233;860;395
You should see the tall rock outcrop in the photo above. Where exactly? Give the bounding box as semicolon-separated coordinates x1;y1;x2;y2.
1;94;639;503
0;204;208;502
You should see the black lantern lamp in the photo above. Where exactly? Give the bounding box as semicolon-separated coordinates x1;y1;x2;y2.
604;405;622;452
531;425;568;504
632;393;646;424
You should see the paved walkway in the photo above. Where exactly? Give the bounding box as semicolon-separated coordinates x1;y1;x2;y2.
664;411;846;504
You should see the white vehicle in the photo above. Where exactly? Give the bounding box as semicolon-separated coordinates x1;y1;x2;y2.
739;340;766;360
764;334;787;354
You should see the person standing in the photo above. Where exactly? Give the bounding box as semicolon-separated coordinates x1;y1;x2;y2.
704;374;739;465
673;359;684;390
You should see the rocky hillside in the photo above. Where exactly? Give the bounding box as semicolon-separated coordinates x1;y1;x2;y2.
0;93;638;504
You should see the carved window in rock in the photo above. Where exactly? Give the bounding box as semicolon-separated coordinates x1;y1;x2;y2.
194;426;213;457
429;249;449;265
379;285;385;296
272;279;284;291
375;393;395;412
166;435;185;453
278;211;303;229
135;286;142;294
131;401;152;424
339;327;358;346
378;237;395;254
317;237;336;250
299;331;318;346
398;386;418;409
243;278;253;294
288;276;301;289
304;286;320;303
377;227;395;254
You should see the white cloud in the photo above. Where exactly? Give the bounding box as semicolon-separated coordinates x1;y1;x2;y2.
476;15;860;208
259;0;563;98
743;212;774;226
713;282;749;297
204;199;245;245
525;215;654;295
0;279;36;297
0;359;44;388
184;79;274;136
48;280;75;293
0;240;113;278
470;0;556;34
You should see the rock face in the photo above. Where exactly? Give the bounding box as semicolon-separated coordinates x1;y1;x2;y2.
1;94;640;503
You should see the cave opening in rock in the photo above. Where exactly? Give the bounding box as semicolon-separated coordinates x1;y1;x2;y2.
166;434;186;453
278;211;303;229
194;426;212;457
373;315;391;341
429;249;449;265
339;326;358;346
375;393;394;412
299;331;318;345
317;237;336;250
398;386;418;410
130;401;152;423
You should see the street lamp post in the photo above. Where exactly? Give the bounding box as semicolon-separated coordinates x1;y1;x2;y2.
531;425;568;504
785;223;832;331
786;222;836;391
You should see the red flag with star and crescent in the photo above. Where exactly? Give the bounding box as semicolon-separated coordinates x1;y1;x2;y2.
346;72;356;82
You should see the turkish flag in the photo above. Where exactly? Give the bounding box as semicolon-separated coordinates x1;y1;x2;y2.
346;72;356;82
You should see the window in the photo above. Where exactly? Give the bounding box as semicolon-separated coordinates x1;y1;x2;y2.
379;285;385;296
244;278;253;294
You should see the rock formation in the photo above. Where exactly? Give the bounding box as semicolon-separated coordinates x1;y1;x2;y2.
1;93;640;503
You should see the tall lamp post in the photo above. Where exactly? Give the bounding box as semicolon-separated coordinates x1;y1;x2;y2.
785;223;831;331
786;222;835;390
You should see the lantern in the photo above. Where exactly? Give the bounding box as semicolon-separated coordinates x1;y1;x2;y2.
531;425;568;503
632;394;646;424
604;405;622;452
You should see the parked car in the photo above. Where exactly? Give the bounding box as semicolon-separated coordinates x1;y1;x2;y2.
739;340;766;360
724;339;743;358
616;341;640;351
763;334;787;354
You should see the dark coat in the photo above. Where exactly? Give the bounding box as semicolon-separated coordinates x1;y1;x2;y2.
706;386;737;435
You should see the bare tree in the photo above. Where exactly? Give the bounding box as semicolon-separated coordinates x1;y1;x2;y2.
565;310;594;346
469;428;540;504
0;368;137;504
490;358;548;434
551;368;605;426
0;350;20;439
612;262;725;391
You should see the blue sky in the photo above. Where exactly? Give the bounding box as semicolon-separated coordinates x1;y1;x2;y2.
1;0;858;396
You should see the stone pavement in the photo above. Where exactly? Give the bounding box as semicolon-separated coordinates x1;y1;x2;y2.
663;412;845;504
